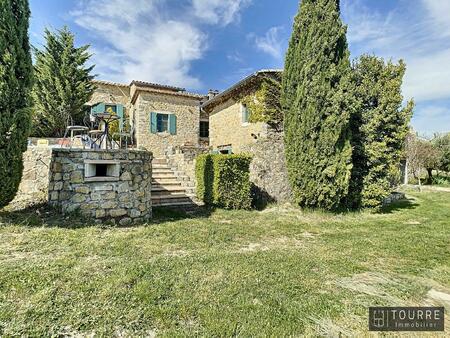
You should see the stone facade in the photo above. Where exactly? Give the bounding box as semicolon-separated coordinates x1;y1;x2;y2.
134;92;203;156
13;147;52;204
242;131;292;204
209;98;266;153
48;149;152;225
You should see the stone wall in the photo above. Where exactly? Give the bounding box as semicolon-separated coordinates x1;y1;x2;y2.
166;145;209;186
242;132;292;204
48;149;152;225
88;82;131;109
209;98;266;153
134;92;203;157
13;147;52;204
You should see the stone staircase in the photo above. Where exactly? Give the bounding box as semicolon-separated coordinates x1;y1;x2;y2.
151;157;198;208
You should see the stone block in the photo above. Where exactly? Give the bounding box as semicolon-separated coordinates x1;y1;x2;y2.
110;209;127;217
70;171;83;184
103;192;117;200
120;172;132;181
53;181;63;191
93;185;113;191
117;182;130;193
119;217;132;226
72;194;87;203
75;185;90;194
103;201;118;209
129;209;141;218
96;209;106;218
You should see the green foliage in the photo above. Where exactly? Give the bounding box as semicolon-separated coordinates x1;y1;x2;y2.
242;75;283;130
196;154;214;205
32;26;96;137
433;133;450;173
196;154;252;210
348;55;414;209
281;0;354;210
0;0;33;208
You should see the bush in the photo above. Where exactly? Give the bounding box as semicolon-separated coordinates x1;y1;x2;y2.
196;154;252;210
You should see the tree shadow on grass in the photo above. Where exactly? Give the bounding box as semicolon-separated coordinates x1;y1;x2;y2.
0;202;215;229
0;203;93;229
380;198;419;214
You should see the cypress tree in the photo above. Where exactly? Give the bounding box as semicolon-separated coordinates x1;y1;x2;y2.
281;0;354;210
33;26;95;137
348;55;413;209
0;0;33;208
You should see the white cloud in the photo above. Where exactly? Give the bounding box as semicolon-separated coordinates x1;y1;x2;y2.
341;0;450;134
254;26;284;60
192;0;251;25
412;104;450;137
71;0;250;89
421;0;450;37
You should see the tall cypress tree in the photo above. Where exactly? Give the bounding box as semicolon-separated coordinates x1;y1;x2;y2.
348;55;413;209
0;0;33;208
281;0;354;210
33;26;95;137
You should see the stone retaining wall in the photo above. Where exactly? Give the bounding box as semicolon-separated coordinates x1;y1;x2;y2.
48;149;152;225
13;147;52;204
242;131;292;205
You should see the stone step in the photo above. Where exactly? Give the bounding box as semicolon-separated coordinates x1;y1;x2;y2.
153;158;168;165
152;180;182;186
152;173;177;179
152;197;194;206
153;200;198;208
152;168;173;174
152;164;174;171
152;185;186;192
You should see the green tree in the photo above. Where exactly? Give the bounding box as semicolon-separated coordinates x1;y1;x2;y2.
281;0;354;210
33;26;95;137
348;55;413;209
0;0;33;208
433;133;450;173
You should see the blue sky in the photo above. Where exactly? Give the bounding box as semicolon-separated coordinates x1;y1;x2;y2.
29;0;450;136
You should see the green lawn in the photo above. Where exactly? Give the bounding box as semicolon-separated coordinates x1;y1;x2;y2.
0;191;449;336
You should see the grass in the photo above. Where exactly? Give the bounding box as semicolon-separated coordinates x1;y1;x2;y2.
0;191;449;336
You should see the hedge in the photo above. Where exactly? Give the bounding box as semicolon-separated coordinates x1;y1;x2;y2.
196;154;252;210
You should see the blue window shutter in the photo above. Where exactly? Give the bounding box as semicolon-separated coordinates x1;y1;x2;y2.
97;103;105;115
150;112;157;134
117;104;124;131
169;114;177;135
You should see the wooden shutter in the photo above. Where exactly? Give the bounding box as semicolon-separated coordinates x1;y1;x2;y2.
150;112;157;134
91;103;105;115
117;104;124;131
169;114;177;135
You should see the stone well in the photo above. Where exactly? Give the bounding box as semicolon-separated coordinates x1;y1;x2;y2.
48;148;152;225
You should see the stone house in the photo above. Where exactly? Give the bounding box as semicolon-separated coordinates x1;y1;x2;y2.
88;80;208;157
84;70;289;207
201;69;282;154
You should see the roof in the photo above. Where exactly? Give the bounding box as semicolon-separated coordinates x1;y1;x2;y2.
92;79;129;88
130;80;186;93
201;69;283;111
130;85;206;104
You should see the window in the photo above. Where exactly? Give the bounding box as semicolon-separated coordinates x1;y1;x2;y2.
150;112;177;135
157;113;169;133
105;104;117;114
241;103;250;124
200;121;209;138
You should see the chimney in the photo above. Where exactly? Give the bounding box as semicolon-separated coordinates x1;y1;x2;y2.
208;89;219;100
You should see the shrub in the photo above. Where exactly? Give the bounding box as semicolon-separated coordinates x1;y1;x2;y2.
196;154;252;210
